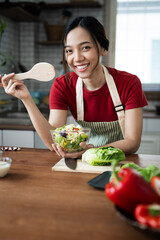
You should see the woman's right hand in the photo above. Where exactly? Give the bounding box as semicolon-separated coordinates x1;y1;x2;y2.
0;73;30;100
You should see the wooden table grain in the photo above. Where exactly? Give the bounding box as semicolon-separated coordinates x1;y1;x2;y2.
0;148;160;240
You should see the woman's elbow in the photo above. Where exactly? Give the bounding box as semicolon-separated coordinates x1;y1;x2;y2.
130;144;140;154
125;138;141;154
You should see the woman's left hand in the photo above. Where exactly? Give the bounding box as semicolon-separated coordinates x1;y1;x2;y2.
52;142;94;158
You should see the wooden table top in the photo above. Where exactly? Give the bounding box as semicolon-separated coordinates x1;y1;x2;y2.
0;148;160;240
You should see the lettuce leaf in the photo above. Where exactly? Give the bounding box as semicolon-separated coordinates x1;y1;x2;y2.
82;146;125;166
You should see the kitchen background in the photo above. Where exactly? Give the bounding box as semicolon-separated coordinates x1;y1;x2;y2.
0;0;160;153
0;0;106;104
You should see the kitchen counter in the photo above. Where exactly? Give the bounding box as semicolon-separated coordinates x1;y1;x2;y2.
0;124;35;130
0;148;159;240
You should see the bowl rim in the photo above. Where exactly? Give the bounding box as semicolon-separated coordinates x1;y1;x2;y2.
50;127;91;133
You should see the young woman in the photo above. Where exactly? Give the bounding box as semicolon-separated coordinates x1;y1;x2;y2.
0;16;148;158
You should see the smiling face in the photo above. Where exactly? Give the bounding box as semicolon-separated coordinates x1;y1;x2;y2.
64;26;106;80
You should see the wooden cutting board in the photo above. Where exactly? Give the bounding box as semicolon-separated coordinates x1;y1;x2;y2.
52;158;132;174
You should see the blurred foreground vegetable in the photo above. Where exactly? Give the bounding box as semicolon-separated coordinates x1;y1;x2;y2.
151;176;160;196
115;162;160;182
105;161;160;214
82;146;125;166
134;204;160;229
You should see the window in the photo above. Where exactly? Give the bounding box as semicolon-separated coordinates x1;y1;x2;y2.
115;0;160;88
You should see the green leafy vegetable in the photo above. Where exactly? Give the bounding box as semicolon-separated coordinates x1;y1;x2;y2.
82;146;125;166
117;162;160;182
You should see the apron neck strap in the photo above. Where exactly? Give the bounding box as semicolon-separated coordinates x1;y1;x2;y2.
102;65;125;137
76;76;84;121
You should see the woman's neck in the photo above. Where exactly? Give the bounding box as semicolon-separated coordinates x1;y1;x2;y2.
82;65;106;91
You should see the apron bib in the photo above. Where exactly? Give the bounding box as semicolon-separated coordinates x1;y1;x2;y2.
75;65;125;147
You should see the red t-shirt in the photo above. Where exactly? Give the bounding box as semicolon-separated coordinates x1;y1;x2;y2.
49;67;148;122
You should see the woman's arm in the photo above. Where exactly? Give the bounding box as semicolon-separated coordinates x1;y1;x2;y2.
1;73;68;150
22;96;67;150
103;107;143;154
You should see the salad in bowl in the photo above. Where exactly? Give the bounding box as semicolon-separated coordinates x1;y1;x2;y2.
51;124;91;153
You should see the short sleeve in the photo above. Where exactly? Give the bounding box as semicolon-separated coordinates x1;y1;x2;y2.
122;75;148;110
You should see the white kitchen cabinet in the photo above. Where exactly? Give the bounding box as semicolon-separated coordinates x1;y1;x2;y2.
1;130;47;149
34;132;47;149
3;130;34;148
0;130;2;146
143;118;160;132
137;134;160;155
0;130;47;149
137;118;160;155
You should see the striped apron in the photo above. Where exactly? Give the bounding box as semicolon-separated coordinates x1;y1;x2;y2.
75;65;125;147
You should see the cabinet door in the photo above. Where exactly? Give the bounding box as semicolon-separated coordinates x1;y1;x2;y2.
137;134;160;155
144;119;160;132
0;130;2;146
3;130;34;148
34;132;47;149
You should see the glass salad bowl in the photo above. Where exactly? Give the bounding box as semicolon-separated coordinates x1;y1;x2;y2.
51;124;91;153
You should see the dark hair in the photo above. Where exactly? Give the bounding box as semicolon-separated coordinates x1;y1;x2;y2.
62;16;109;73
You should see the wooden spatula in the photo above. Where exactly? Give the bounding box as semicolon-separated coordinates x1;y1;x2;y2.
13;62;56;81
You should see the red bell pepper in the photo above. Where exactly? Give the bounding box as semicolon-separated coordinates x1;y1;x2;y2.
134;204;160;229
151;176;160;196
105;161;160;214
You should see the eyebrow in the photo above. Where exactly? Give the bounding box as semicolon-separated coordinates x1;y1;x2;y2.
64;41;92;49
